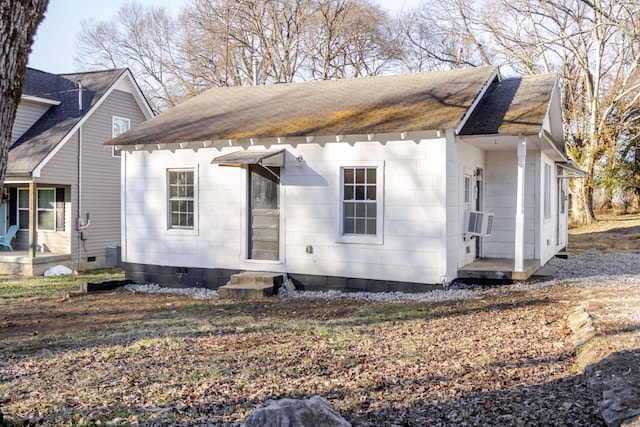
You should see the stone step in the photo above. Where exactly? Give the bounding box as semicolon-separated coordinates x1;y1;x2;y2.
219;272;285;300
229;271;284;286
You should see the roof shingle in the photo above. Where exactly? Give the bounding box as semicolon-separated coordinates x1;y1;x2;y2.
108;66;499;146
459;73;558;136
8;68;127;175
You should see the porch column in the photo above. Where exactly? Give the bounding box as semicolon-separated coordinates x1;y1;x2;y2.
514;136;526;272
28;182;37;258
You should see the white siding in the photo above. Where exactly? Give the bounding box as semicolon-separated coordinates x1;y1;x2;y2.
12;101;50;143
455;139;485;270
482;150;538;259
539;151;560;265
124;134;450;285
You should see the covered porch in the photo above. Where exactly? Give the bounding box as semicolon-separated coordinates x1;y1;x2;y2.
0;251;72;276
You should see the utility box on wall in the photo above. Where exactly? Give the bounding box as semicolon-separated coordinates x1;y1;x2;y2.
106;245;123;267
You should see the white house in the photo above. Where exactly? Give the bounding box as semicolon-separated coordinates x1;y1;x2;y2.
107;66;578;291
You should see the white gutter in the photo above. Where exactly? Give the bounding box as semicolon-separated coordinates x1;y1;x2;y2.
540;129;568;162
21;95;60;106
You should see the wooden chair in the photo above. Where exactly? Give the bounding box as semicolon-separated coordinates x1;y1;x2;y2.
0;225;19;251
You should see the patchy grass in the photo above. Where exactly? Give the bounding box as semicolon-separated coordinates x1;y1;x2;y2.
0;289;603;426
5;215;640;425
569;213;640;252
0;267;124;302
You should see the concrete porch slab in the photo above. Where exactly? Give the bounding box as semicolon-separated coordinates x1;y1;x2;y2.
458;258;541;281
0;251;72;276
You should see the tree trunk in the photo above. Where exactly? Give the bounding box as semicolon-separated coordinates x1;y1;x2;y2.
0;0;49;188
571;173;598;224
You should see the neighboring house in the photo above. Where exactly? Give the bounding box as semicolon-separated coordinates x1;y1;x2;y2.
107;66;580;291
1;67;153;275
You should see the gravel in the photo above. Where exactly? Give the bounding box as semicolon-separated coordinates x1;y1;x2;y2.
124;283;219;300
124;249;640;301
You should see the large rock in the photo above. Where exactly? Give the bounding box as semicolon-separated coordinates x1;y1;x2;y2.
586;350;640;427
243;396;351;427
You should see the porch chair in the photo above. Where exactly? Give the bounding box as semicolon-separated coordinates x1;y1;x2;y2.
0;225;19;251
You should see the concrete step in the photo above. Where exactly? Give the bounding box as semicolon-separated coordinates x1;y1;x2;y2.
219;272;285;300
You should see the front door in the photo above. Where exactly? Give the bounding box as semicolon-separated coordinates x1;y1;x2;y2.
248;165;280;260
474;169;484;259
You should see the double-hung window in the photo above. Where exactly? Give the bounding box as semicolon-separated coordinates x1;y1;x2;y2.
168;169;195;230
339;162;383;244
112;116;130;157
544;163;551;220
17;188;56;231
464;175;472;206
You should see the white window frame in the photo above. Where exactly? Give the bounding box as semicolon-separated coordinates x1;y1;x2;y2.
337;161;384;245
17;187;56;231
17;188;29;229
544;163;551;220
166;168;199;235
112;116;130;157
464;174;472;206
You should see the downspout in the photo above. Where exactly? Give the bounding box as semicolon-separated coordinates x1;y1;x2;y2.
515;136;526;272
77;127;82;272
75;81;91;271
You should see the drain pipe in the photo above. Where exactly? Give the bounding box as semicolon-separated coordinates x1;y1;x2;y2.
75;81;90;271
77;126;82;272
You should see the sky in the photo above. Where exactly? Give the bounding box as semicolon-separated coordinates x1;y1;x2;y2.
28;0;422;74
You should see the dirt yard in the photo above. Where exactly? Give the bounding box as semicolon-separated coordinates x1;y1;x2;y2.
1;214;639;426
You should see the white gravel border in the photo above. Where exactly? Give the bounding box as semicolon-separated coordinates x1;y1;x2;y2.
124;249;640;302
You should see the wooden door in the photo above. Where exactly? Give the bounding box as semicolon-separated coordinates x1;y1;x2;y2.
249;165;280;260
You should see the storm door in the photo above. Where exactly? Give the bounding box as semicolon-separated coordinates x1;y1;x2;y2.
474;169;484;259
248;164;280;260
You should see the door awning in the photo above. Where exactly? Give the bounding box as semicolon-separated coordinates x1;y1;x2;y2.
211;149;285;167
557;161;586;178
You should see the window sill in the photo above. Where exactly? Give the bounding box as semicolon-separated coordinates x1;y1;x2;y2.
165;228;199;237
336;234;383;245
244;259;283;265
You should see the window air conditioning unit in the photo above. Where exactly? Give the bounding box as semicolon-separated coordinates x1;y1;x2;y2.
464;210;494;238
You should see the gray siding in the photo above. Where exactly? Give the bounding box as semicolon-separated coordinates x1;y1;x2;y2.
12;101;50;144
38;89;148;270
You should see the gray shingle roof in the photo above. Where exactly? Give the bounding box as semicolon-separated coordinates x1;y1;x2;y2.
459;73;558;136
8;68;127;176
108;66;499;146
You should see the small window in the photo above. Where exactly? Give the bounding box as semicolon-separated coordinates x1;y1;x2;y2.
17;189;28;229
168;169;195;229
112;116;130;157
464;175;472;205
544;163;551;220
339;162;383;244
37;189;55;231
343;167;377;235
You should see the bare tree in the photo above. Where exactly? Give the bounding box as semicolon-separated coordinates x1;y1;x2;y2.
405;0;640;223
76;0;400;109
479;0;640;223
306;0;400;79
0;0;49;189
397;0;493;72
75;2;187;110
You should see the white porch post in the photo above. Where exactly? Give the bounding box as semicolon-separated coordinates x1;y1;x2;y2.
515;136;526;272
